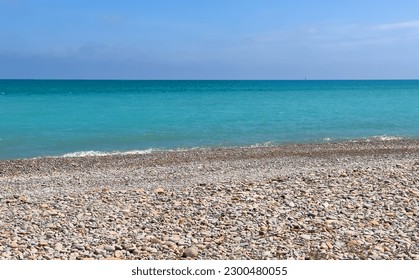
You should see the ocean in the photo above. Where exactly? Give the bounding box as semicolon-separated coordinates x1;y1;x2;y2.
1;80;418;160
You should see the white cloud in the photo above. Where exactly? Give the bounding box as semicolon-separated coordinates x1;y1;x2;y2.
374;20;419;31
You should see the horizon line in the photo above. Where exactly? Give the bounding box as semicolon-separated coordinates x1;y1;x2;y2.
1;78;419;81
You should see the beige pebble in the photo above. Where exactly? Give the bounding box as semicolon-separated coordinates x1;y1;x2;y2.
154;187;165;194
114;250;123;258
183;246;199;258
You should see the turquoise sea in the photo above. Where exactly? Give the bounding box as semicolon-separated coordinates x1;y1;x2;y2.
0;80;418;160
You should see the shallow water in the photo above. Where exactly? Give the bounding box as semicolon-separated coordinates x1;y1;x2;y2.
1;80;418;159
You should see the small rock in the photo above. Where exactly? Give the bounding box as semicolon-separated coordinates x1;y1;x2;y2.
104;245;115;252
301;234;311;241
165;241;177;250
114;250;123;258
262;251;272;257
374;245;385;253
1;251;10;257
232;236;242;242
183;246;199;258
178;239;188;246
344;230;356;236
347;240;360;247
150;237;161;244
260;226;268;232
370;220;380;226
154;187;165;194
54;242;63;251
146;247;158;253
123;245;136;252
174;226;183;232
69;253;78;260
74;244;85;250
168;235;181;242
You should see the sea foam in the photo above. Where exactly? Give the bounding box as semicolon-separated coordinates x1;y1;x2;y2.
60;149;156;158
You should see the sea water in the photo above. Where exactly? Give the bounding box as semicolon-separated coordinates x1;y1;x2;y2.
0;80;418;159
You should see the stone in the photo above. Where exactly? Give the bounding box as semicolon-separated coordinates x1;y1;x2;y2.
104;245;115;252
178;239;188;246
165;241;177;250
150;237;161;244
183;246;199;258
154;187;165;194
123;244;136;252
347;240;360;247
301;234;311;240
69;253;78;260
260;226;268;232
114;250;123;258
326;242;333;249
370;220;380;226
262;251;272;257
54;243;63;251
146;247;158;253
374;246;385;253
344;230;356;236
168;235;181;243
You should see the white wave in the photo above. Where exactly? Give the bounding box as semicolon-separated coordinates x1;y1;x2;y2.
250;141;274;147
60;149;156;158
370;135;404;141
351;135;405;142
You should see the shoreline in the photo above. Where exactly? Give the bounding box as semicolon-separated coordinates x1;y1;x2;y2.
1;139;418;260
1;135;417;162
2;138;418;173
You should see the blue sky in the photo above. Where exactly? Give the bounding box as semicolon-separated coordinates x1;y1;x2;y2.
1;0;419;79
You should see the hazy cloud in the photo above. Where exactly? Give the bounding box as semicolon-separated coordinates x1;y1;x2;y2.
375;20;419;31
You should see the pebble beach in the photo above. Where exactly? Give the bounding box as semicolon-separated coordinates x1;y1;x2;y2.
0;140;418;260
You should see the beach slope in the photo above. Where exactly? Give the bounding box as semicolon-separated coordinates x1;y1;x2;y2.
0;140;418;259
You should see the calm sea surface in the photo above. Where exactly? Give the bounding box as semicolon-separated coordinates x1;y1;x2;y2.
0;80;418;159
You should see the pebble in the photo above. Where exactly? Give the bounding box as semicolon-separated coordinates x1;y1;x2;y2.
104;245;115;252
146;247;158;253
54;242;63;251
154;187;165;194
262;251;272;258
124;245;136;252
114;250;123;258
0;140;418;260
183;246;199;258
165;241;177;250
301;235;311;241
